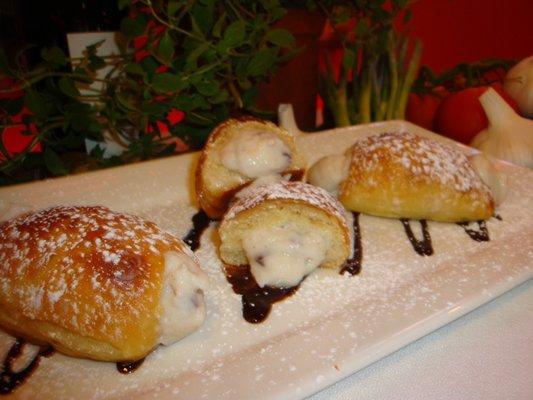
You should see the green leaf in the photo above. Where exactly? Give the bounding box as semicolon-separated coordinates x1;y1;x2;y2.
212;12;226;38
116;92;138;111
209;89;228;104
25;91;47;118
118;0;132;10
125;63;145;76
72;66;93;84
167;1;183;16
194;79;219;96
58;76;80;98
186;42;210;66
219;20;245;51
121;16;146;38
247;48;278;76
41;46;67;66
342;49;356;71
237;77;251;90
266;29;295;47
44;148;68;176
157;33;175;64
151;73;182;92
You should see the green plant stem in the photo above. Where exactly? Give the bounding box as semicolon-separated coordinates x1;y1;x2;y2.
143;0;208;44
359;64;372;124
394;39;422;119
227;80;243;108
386;33;399;119
333;86;351;127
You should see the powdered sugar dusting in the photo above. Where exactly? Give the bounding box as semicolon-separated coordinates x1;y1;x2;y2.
0;124;531;399
224;180;347;231
0;205;193;344
350;131;492;195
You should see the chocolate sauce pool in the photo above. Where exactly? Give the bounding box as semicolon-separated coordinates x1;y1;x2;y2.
340;212;363;276
116;358;145;374
224;264;299;324
183;210;213;251
0;339;54;395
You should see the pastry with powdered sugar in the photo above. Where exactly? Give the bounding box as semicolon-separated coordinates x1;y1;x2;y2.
218;179;351;289
0;206;208;362
195;117;305;219
307;131;497;222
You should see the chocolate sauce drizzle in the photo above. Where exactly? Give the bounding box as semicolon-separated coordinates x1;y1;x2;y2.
223;264;299;323
286;169;305;182
456;220;490;242
340;212;363;276
0;339;54;395
400;219;434;256
116;358;145;374
183;210;213;251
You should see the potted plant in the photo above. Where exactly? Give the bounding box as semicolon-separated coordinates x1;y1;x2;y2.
0;0;299;186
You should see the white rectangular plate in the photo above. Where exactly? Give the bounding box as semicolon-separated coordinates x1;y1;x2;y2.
1;120;532;399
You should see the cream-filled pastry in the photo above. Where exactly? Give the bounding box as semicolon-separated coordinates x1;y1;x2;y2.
0;206;208;362
196;117;304;219
219;180;350;287
308;132;495;222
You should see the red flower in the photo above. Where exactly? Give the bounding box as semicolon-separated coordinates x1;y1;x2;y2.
2;107;42;156
155;120;170;137
155;64;168;73
133;35;148;50
167;108;185;125
134;49;150;62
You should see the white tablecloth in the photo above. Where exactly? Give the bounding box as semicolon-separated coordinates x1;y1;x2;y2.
309;279;533;400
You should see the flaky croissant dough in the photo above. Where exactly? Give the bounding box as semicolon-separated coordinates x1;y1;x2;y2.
338;132;494;222
0;206;207;362
195;117;305;219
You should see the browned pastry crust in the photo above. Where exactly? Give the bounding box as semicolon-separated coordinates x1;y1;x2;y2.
195;117;304;219
0;206;204;362
338;132;494;222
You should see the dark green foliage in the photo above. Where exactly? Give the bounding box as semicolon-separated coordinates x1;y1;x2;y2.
0;0;296;185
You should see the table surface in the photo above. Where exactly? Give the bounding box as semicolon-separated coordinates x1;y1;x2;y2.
309;278;533;400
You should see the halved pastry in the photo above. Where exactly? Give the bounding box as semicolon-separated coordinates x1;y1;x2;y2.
219;180;350;288
195;117;305;219
307;131;494;222
0;206;208;362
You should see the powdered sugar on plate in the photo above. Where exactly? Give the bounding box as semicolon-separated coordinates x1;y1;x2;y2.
0;122;531;400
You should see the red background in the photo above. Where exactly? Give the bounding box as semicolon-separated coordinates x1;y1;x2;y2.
401;0;532;72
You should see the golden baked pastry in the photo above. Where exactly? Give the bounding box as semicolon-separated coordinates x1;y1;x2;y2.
0;206;207;362
308;132;494;222
219;179;350;288
195;117;305;219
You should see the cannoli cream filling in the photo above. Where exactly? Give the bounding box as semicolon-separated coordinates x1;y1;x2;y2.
159;251;208;345
220;130;291;178
307;153;350;194
241;223;328;288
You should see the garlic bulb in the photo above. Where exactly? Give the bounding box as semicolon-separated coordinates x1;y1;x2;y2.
470;88;533;168
278;103;304;136
503;55;533;118
468;153;507;206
